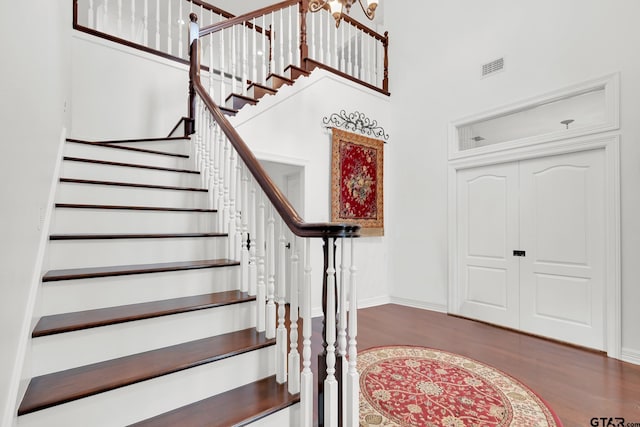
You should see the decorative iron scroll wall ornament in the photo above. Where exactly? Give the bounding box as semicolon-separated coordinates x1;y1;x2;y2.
323;110;389;141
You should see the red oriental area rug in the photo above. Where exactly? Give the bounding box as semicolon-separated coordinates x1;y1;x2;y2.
358;346;562;427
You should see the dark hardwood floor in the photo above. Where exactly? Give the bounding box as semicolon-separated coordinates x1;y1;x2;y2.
330;304;640;427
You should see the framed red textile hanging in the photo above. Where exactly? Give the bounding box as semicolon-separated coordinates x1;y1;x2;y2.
331;128;384;236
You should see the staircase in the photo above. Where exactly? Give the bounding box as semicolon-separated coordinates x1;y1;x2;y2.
16;136;299;426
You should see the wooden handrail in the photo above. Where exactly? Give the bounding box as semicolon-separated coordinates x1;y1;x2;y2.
186;0;236;20
189;39;360;239
199;0;298;37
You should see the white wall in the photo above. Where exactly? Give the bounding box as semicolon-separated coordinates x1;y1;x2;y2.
230;69;392;311
0;2;71;425
385;0;640;360
70;32;189;140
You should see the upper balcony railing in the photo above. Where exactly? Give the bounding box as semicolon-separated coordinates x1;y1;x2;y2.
73;0;390;101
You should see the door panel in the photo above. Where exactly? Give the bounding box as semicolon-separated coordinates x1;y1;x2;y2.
519;150;605;349
457;164;519;328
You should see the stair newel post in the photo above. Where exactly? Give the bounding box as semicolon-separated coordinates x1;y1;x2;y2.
256;191;266;333
300;238;313;427
248;177;258;297
276;218;288;383
187;13;199;137
324;237;339;427
382;31;389;93
345;237;359;427
266;204;277;340
288;235;301;394
240;164;250;293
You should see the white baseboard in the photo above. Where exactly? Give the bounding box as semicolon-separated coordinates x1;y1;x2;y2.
621;347;640;366
358;295;391;309
389;296;448;313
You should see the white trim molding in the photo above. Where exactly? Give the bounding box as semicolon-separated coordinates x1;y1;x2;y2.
448;133;621;360
448;73;620;160
389;297;447;313
621;348;640;366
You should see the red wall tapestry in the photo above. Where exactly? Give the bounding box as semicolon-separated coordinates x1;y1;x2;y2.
331;128;384;236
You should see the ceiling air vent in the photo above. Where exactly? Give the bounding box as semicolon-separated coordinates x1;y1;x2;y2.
482;57;504;77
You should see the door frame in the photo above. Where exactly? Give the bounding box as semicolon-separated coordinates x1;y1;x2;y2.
448;133;621;358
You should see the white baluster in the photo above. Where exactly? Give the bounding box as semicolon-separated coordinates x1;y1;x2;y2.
234;156;243;261
346;238;359;427
155;0;160;50
209;25;214;97
288;237;300;394
143;0;149;46
324;238;338;427
130;0;135;41
102;0;109;32
231;25;237;95
241;164;250;293
208;122;217;210
201;109;211;189
248;178;258;297
270;12;276;76
276;218;287;383
167;0;173;55
266;205;276;340
340;20;345;72
295;4;300;67
347;23;352;76
222;136;230;232
88;0;94;28
242;25;248;96
310;9;316;60
279;8;284;74
318;11;323;64
228;145;237;257
216;131;225;231
333;18;338;69
210;124;220;211
252;18;258;84
287;6;293;69
117;0;122;35
261;15;267;82
219;29;226;105
256;191;266;333
178;1;184;58
300;238;313;427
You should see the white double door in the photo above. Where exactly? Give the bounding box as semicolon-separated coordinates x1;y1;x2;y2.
456;149;605;350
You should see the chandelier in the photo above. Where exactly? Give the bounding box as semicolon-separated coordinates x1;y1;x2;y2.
309;0;379;27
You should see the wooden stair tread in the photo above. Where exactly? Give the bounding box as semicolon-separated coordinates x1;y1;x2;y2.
42;258;239;282
224;93;258;103
285;64;310;79
49;232;227;240
55;203;217;213
219;106;238;116
63;156;200;174
33;291;254;337
130;375;299;427
60;177;208;192
94;136;190;144
267;73;294;88
18;328;274;415
66;139;189;158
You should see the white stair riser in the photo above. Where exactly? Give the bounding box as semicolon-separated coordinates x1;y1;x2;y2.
64;142;193;170
18;346;275;427
52;208;217;234
41;266;239;315
61;160;202;188
56;182;210;208
113;139;191;155
249;404;299;427
32;302;257;376
47;237;228;270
